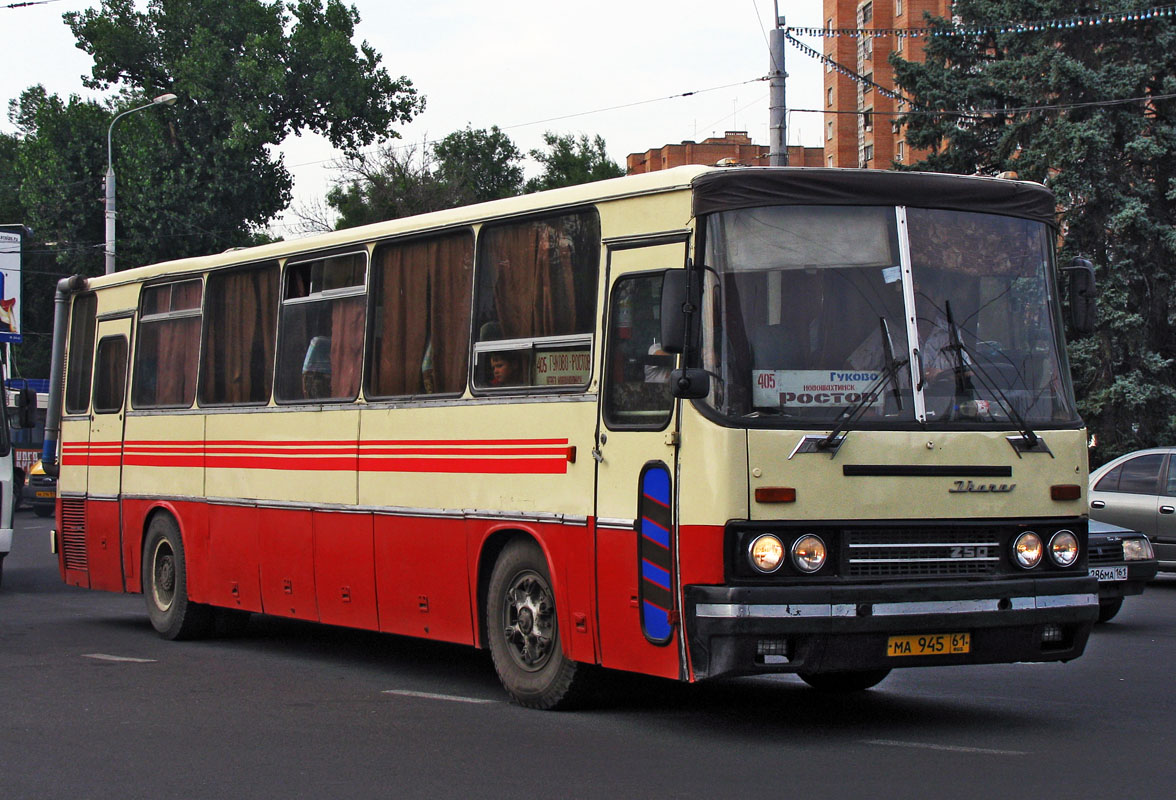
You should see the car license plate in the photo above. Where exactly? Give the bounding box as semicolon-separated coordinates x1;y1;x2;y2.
35;491;54;498
887;632;971;657
1089;566;1128;582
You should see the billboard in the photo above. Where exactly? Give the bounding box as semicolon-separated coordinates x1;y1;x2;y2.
0;227;21;344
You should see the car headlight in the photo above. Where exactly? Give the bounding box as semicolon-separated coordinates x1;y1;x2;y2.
1049;530;1079;567
1123;537;1155;561
791;534;827;573
1013;531;1043;569
749;534;785;573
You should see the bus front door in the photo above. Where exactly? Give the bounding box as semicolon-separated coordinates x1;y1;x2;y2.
594;237;688;680
83;317;132;592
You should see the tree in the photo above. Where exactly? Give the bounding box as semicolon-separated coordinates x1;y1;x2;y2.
320;125;525;229
524;132;625;193
3;0;422;375
891;1;1176;465
433;125;524;205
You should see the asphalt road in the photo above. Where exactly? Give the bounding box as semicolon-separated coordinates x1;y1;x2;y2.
3;510;1176;800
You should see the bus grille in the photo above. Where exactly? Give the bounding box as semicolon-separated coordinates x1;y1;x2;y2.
845;528;1002;578
60;498;88;572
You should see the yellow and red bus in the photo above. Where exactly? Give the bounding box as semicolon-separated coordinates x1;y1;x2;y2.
43;165;1099;707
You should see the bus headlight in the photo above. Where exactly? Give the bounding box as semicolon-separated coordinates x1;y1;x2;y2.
1049;530;1079;567
1013;531;1043;569
791;534;827;573
749;534;785;573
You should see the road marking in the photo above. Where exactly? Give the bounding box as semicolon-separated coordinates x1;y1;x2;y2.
863;739;1028;756
381;689;495;705
82;653;157;663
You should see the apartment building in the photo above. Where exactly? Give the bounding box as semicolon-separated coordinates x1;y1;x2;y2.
822;0;950;168
626;131;824;174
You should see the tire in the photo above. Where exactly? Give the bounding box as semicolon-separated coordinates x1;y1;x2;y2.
142;514;213;640
1097;597;1124;623
486;539;590;709
799;669;891;692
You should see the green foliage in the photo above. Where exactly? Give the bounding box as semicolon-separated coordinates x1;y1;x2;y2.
892;1;1176;465
524;132;625;193
4;0;422;375
433;125;524;205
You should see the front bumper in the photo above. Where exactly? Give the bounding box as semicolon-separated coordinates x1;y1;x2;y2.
685;575;1098;680
1092;561;1158;601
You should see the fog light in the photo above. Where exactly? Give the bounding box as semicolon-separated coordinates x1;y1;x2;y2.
1049;530;1079;567
791;534;827;573
756;638;790;656
1013;531;1043;569
749;534;785;573
1041;623;1064;643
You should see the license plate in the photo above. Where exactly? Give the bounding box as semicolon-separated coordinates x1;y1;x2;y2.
1089;566;1128;582
35;491;54;498
887;632;971;657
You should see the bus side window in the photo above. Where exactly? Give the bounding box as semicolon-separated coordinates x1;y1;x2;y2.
132;279;203;409
199;261;279;406
93;336;129;414
276;251;367;404
64;293;98;415
366;231;473;398
603;273;673;429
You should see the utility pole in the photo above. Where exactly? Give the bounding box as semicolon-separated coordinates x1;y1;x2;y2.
769;3;788;166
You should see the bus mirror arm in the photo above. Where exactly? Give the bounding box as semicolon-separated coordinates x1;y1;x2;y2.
42;274;89;478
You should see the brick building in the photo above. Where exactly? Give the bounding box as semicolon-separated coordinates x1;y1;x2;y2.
822;0;950;168
626;131;824;174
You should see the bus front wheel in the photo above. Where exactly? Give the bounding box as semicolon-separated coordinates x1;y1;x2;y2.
486;539;590;709
142;514;213;640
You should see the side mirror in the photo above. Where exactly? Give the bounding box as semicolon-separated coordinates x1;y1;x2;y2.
670;368;710;399
660;269;698;355
1062;257;1097;335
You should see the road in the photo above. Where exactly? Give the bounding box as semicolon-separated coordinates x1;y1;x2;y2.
3;510;1176;799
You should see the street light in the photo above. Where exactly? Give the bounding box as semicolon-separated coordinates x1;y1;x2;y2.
105;92;178;275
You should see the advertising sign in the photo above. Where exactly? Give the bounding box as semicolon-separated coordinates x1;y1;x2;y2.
0;229;22;344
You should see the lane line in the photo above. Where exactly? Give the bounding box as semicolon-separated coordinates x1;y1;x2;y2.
381;689;496;705
863;739;1028;756
83;653;157;663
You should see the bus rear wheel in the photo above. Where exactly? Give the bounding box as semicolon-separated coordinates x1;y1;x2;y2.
142;514;213;640
799;669;891;692
486;539;590;709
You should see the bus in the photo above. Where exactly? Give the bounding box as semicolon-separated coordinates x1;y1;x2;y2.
42;165;1100;707
7;378;49;504
0;359;30;587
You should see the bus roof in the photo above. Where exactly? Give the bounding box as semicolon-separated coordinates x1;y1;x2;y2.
89;164;1055;288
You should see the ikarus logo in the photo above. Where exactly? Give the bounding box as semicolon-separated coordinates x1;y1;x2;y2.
949;480;1015;494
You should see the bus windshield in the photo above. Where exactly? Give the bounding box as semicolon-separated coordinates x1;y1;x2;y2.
701;204;1080;428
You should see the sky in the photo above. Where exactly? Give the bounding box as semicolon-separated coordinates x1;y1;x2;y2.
0;0;828;237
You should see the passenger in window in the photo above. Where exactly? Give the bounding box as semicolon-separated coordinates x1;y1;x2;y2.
302;335;332;398
490;352;525;387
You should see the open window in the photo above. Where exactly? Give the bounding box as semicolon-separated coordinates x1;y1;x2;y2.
132;279;202;409
275;250;367;403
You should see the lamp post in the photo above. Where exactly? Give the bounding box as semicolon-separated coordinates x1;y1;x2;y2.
105;93;178;275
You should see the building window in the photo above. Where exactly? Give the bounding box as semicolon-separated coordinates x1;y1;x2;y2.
827;155;834;168
896;141;905;163
896;0;903;16
862;110;873;132
861;144;874;166
862;73;873;95
827;120;834;141
827;87;833;107
896;33;904;53
860;2;873;26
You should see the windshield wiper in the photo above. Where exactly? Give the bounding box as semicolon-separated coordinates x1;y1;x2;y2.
880;317;904;411
817;351;910;451
940;310;1039;447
